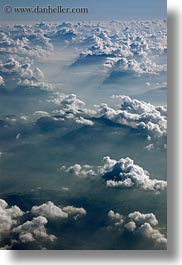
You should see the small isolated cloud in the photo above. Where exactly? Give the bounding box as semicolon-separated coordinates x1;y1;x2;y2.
34;111;50;117
61;156;167;193
61;164;96;179
144;143;154;151
107;210;167;249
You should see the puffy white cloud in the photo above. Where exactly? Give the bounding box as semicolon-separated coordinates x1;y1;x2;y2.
13;216;56;243
124;221;136;232
128;211;158;226
31;201;87;220
49;93;95;126
137;222;167;248
0;57;41;79
62;206;87;218
61;156;167;193
107;210;124;229
0;57;49;90
0;199;24;244
71;19;166;75
107;210;167;248
50;93;85;113
31;201;68;220
17;79;53;90
0;27;53;58
103;157;167;192
61;164;96;179
0;199;86;249
95;95;167;139
75;117;94;126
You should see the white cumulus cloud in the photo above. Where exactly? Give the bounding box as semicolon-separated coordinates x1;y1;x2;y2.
13;216;57;243
31;201;87;220
107;210;167;248
61;156;167;193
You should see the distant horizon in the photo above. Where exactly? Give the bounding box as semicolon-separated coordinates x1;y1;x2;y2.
0;0;167;22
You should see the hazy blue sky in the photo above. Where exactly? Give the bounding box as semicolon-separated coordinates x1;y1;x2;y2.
0;0;166;22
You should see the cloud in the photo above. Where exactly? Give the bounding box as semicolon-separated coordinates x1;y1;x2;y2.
33;111;50;117
31;201;87;220
61;156;167;193
71;20;166;75
128;211;158;226
61;164;96;179
0;75;4;86
0;199;24;245
31;201;68;220
95;95;167;139
124;221;136;232
107;210;125;229
0;57;43;79
101;156;167;192
49;93;95;126
62;206;87;218
136;222;167;248
75;117;94;126
0;28;53;58
50;94;166;141
13;216;57;243
18;79;53;91
0;57;51;90
0;199;87;249
49;93;85;113
107;210;167;248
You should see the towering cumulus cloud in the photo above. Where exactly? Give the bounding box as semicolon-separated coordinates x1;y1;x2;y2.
61;156;167;193
96;95;167;139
